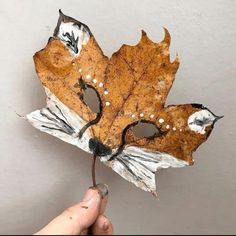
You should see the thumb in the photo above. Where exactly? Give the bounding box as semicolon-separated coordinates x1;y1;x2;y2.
35;184;108;235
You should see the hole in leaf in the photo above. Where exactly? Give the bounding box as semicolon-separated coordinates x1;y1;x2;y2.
132;121;160;138
83;87;100;113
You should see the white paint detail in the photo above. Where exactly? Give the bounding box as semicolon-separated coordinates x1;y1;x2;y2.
166;125;170;129
173;127;176;131
150;114;154;119
188;110;215;134
86;74;91;79
92;79;97;84
26;88;92;153
56;21;90;56
104;90;109;95
99;82;103;87
140;113;144;117
79;68;82;73
105;101;110;106
101;146;189;195
159;118;164;123
131;114;136;118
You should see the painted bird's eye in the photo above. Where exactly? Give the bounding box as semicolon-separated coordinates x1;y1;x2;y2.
188;109;215;134
193;119;204;126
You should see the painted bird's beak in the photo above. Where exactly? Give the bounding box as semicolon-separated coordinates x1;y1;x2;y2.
214;115;224;122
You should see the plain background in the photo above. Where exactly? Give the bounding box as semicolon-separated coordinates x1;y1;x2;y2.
0;0;236;234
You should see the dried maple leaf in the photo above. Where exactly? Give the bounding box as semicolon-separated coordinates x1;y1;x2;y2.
27;11;222;195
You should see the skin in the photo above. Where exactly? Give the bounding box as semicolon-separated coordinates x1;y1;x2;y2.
35;186;113;235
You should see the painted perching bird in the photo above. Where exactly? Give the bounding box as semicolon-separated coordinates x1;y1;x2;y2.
27;10;222;195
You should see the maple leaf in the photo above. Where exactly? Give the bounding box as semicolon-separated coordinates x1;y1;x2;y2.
27;11;222;195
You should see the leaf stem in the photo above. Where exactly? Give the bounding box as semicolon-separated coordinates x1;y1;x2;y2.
92;154;97;187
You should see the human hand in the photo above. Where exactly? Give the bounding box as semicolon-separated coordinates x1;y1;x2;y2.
35;184;113;235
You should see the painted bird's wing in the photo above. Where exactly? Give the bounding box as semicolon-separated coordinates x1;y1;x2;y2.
100;146;189;195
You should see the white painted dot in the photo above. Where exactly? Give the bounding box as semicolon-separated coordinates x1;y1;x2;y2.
140;113;144;117
166;125;170;129
92;79;97;83
99;82;103;87
173;127;176;131
131;114;136;118
180;129;183;132
159;118;164;123
104;90;109;95
72;62;75;66
150;114;154;119
79;68;82;73
86;74;91;79
105;101;110;106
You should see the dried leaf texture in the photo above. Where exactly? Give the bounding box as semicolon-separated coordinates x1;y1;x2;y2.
28;11;221;194
96;30;179;149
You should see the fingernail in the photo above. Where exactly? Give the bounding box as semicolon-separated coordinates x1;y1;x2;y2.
95;183;109;198
82;188;96;202
103;219;110;231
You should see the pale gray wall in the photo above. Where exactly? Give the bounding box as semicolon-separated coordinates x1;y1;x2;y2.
0;0;236;234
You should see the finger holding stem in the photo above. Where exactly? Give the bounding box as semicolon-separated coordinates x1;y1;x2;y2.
35;184;109;235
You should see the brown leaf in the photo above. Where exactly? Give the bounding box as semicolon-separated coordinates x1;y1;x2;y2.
28;11;221;194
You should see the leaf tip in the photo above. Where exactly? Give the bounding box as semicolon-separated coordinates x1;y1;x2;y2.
172;52;180;66
152;190;158;198
58;9;64;16
141;29;147;36
140;30;154;45
140;30;148;41
162;27;171;46
176;52;180;60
